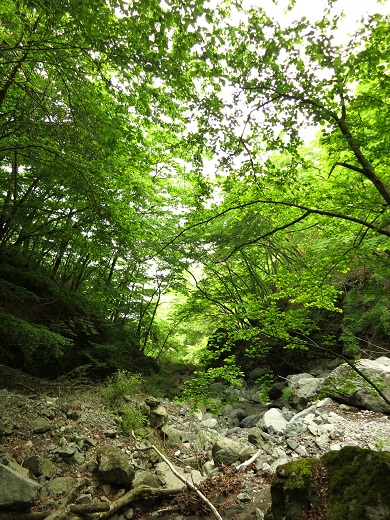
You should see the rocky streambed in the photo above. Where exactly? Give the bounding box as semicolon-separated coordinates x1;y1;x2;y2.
0;358;390;519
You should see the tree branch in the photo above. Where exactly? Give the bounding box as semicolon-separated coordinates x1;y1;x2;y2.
218;211;311;262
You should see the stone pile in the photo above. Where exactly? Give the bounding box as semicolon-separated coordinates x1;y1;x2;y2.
0;356;389;519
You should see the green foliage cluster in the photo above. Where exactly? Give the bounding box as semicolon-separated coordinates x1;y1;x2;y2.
102;370;144;407
102;370;148;434
256;370;275;404
180;356;244;411
118;406;149;435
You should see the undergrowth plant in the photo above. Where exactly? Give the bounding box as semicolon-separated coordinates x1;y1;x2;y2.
179;356;244;412
119;406;149;434
102;370;144;407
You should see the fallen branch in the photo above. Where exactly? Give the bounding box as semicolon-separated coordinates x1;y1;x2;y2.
235;448;263;472
90;485;183;519
131;432;224;520
69;502;110;514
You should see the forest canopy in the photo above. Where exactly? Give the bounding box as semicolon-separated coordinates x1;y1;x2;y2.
0;0;389;381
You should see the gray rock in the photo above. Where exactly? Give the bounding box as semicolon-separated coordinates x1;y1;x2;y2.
155;461;184;489
290;377;325;410
75;494;93;504
229;408;247;421
194;428;220;450
144;396;161;408
240;413;265;428
237;492;251;502
239;445;257;462
66;452;85;465
161;424;182;445
286;373;313;388
0;418;15;437
260;408;287;434
315;434;329;450
40;476;77;499
201;418;218;429
148;405;168;428
31;417;51;433
24;455;58;479
285;420;307;439
57;445;77;457
212;437;241;465
133;470;160;488
97;445;135;487
0;455;40;510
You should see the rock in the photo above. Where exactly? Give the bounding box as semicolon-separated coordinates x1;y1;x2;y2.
75;494;93;504
144;396;161;408
96;445;135;487
247;428;274;454
269;381;288;400
212;437;242;465
237;492;251;502
284;420;307;439
133;470;160;488
290;377;325;411
0;454;40;510
57;445;77;457
0;418;15;437
286;373;313;387
24;455;58;479
194;428;220;450
155;461;184;489
161;424;182;445
148;406;168;428
239;445;257;462
260;408;287;434
31;417;51;433
325;358;390;413
201;417;218;429
40;476;77;499
66;452;85;465
265;447;390;520
240;413;265;428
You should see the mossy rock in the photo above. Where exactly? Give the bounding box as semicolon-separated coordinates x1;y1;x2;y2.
322;446;390;519
265;447;390;520
265;458;323;520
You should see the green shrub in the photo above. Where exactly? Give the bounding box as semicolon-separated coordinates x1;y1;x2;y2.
102;370;144;407
119;405;148;434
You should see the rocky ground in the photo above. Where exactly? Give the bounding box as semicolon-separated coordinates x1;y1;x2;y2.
0;362;390;520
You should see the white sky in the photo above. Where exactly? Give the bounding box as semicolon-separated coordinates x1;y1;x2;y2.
255;0;389;27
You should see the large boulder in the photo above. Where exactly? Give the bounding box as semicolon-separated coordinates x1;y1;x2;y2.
96;445;135;487
324;357;390;413
265;447;390;520
0;454;40;510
